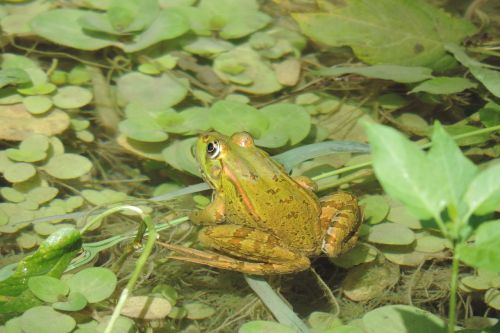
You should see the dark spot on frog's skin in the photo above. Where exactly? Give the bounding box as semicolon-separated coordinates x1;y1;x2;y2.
266;188;280;194
272;175;279;182
414;43;424;54
286;211;299;219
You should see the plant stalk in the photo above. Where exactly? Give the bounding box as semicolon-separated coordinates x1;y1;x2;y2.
448;249;461;333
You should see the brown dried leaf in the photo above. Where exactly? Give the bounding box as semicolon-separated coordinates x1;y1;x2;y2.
0;104;70;141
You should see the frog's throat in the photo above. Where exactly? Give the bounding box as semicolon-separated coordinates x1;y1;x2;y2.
221;163;257;217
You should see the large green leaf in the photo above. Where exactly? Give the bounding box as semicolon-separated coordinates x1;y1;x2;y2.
459;220;500;273
209;100;268;138
107;0;159;33
31;9;117;51
463;163;500;216
317;65;433;83
294;0;476;70
363;122;446;219
427;122;478;212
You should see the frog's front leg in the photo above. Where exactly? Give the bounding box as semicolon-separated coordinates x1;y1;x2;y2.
320;192;362;257
189;194;225;225
161;225;310;275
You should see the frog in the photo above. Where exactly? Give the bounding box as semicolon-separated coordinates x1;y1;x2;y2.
159;131;362;275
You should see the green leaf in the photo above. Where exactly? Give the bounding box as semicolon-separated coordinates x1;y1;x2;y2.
294;0;476;70
28;276;69;303
479;102;500;128
0;227;81;297
0;68;31;88
362;304;446;333
184;302;215;320
363;122;446;219
162;138;200;176
107;0;159;32
4;163;36;183
119;116;168;142
198;0;271;39
463;163;500;216
445;44;500;98
31;9;117;51
459;220;500;273
359;195;390;224
122;9;189;53
42;154;93;179
117;72;188;109
66;267;117;303
427;122;478;211
367;223;415;245
317;65;433;83
255;104;311;148
209;100;268;138
22;96;53;115
238;320;297;333
52;291;88;312
20;306;76;333
52;86;93;109
410;77;477;94
213;47;282;94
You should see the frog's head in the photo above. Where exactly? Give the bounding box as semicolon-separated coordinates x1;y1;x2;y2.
194;131;255;189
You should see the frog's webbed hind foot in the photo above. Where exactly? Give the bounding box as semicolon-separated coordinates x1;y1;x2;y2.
320;192;362;257
158;225;311;275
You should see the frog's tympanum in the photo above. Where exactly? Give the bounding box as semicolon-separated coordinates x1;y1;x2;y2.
160;132;362;275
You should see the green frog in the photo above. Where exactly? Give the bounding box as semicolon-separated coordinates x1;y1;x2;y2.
160;132;362;275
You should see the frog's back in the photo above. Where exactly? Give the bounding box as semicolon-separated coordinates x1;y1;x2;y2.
221;151;322;254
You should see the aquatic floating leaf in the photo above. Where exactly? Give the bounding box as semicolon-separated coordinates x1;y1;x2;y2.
121;296;172;319
209;100;268;138
66;267;116;303
162;138;200;176
28;276;69;303
255;104;310;148
1;187;25;203
342;261;400;301
362;305;446;333
119;116;168;142
294;0;476;70
0;68;31;88
22;96;53;115
367;223;415;245
52;86;93;109
359;195;389;225
31;9;117;51
198;0;271;39
117;72;188;110
20;306;76;333
184;302;215;320
52;291;87;312
4;163;36;183
42;154;92;179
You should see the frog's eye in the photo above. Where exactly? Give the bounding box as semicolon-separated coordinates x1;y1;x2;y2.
207;141;221;159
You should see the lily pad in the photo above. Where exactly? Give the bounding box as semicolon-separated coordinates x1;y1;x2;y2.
162;138;200;176
342;260;400;301
52;291;88;312
52;86;93;109
22;95;53;115
121;296;172;319
66;267;117;303
4;163;36;183
20;306;76;333
42;154;93;179
209;100;268;138
117;72;189;110
119;116;168;142
184;302;215;320
367;223;415;245
28;276;69;303
359;195;390;225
